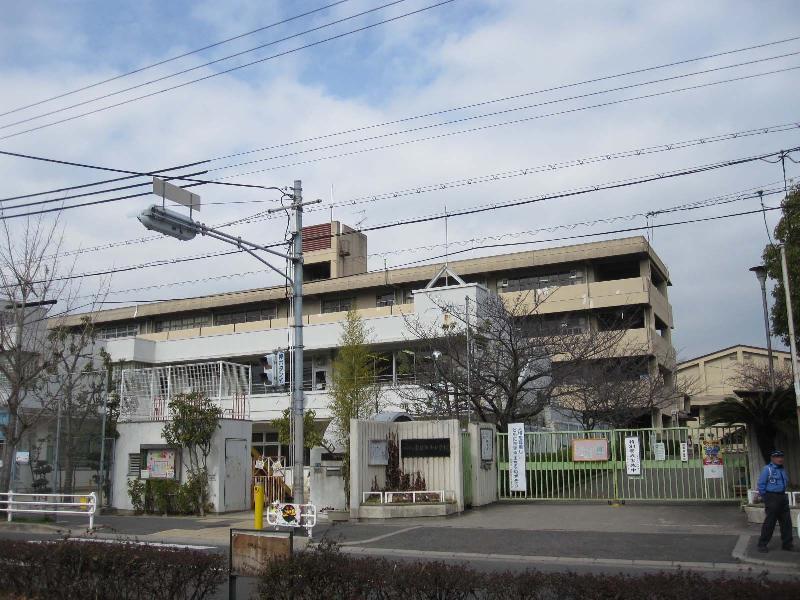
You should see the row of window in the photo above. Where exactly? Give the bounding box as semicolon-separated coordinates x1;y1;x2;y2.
500;269;585;293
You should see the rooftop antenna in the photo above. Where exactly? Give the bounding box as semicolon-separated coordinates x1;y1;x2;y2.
330;183;334;223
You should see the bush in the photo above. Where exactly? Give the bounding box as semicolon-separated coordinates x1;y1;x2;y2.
258;541;800;600
127;478;145;514
0;539;225;600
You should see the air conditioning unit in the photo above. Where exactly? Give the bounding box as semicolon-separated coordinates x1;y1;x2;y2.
498;279;509;288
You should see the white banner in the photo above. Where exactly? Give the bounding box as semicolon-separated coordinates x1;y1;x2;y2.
508;423;527;492
624;436;641;476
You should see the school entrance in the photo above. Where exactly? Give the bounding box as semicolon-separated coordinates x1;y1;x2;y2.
497;426;750;502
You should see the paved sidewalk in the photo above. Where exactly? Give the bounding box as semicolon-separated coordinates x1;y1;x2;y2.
5;503;798;575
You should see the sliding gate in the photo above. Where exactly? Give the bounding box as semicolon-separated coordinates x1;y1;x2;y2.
497;427;749;502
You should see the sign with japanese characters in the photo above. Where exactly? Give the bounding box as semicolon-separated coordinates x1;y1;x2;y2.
368;440;389;465
146;448;176;479
653;442;666;461
702;439;724;479
480;428;494;461
400;438;450;458
571;438;609;462
624;436;641;476
680;442;689;462
508;423;527;492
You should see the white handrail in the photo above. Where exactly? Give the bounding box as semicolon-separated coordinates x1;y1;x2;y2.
362;490;454;504
1;492;97;529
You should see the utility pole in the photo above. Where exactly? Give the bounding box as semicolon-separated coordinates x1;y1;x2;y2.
290;180;306;505
778;244;800;435
750;265;776;391
138;178;319;506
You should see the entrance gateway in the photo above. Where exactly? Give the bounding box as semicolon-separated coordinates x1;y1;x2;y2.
497;426;750;502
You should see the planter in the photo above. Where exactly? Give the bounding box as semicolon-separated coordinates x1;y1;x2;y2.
743;504;800;524
326;509;350;522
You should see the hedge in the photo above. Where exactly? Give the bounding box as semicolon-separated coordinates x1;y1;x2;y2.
0;539;225;600
258;541;800;600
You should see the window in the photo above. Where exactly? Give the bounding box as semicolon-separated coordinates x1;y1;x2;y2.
215;306;277;326
154;314;212;332
97;323;138;339
127;453;141;477
525;313;587;337
322;297;354;314
502;269;585;293
597;306;645;331
376;292;395;307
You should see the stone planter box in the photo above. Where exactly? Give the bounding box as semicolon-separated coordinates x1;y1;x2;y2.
743;504;800;524
326;510;350;522
357;502;459;520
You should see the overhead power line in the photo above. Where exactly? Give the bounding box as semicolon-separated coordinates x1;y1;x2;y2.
0;1;352;119
16;147;796;285
8;36;798;204
71;182;787;300
0;0;410;132
0;0;456;142
215;64;800;180
208;50;800;173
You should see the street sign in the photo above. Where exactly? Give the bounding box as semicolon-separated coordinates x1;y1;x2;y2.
15;451;30;465
276;351;286;385
153;177;201;211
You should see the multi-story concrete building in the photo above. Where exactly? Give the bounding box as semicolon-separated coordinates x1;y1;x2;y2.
676;344;794;423
61;224;676;450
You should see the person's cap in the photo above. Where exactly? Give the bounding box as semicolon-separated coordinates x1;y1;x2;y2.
770;450;785;457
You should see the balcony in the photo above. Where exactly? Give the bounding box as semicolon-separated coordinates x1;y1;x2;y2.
118;361;251;422
500;277;648;314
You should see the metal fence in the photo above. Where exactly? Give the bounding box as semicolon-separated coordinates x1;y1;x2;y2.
497;426;749;502
119;361;251;421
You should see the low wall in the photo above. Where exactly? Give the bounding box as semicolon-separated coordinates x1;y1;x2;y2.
350;419;465;518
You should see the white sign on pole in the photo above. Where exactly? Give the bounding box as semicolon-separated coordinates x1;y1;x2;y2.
679;442;689;462
276;351;286;386
15;451;30;465
653;442;666;461
624;436;641;476
507;423;527;492
153;177;201;211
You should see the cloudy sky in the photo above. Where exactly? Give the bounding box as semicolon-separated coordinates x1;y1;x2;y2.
0;0;797;360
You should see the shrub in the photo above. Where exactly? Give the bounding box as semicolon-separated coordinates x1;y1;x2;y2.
258;541;800;600
0;539;225;600
127;478;145;514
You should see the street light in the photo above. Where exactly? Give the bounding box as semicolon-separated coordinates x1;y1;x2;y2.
750;265;776;391
138;182;319;505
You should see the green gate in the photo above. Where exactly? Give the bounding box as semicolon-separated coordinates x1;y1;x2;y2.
497;427;750;502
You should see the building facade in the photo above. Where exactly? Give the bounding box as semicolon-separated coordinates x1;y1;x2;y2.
58;225;677;508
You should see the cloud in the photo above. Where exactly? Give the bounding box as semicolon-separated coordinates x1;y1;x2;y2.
0;0;797;359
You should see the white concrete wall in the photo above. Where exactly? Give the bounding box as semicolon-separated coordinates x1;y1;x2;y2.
468;422;498;507
104;313;411;364
349;419;464;517
310;466;347;510
112;419;252;513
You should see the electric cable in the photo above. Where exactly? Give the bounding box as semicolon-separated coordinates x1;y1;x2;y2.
0;0;456;142
0;1;352;118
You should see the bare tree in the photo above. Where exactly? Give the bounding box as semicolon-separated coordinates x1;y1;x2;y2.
401;290;630;431
0;215;105;493
730;361;794;392
555;346;687;430
0;217;68;491
45;317;110;494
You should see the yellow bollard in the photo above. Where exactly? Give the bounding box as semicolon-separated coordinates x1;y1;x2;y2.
254;484;264;530
80;496;88;511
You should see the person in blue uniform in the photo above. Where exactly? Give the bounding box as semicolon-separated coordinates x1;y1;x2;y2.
757;450;793;552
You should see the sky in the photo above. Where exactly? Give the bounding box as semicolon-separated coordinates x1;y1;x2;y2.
0;0;798;361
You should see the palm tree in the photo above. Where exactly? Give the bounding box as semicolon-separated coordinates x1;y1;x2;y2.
704;389;796;463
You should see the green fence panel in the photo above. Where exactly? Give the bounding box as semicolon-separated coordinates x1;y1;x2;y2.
497;426;750;502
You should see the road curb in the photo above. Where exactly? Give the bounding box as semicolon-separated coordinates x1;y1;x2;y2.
732;534;800;569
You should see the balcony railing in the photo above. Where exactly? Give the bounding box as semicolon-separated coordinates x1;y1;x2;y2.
119;361;251;422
